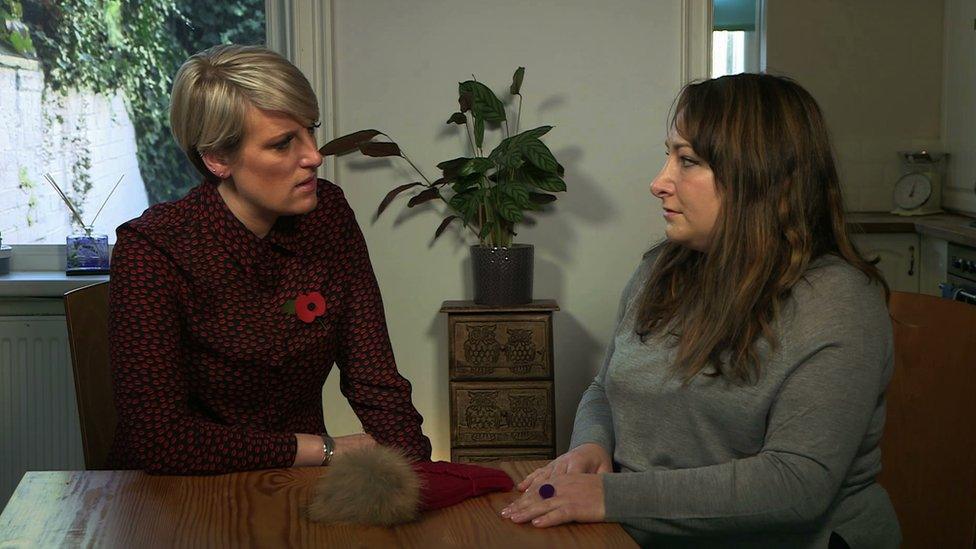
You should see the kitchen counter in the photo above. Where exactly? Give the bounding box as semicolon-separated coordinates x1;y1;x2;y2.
847;212;976;248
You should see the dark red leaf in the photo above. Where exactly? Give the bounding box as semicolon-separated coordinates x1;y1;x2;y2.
459;91;473;113
432;177;453;187
446;112;467;125
437;157;471;178
434;215;459;240
359;142;402;157
529;192;557;204
377;182;424;217
319;129;382;156
407;188;440;207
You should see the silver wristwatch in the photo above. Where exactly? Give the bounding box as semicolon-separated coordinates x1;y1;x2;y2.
321;435;335;466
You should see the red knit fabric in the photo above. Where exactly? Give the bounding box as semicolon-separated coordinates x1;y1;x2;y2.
412;461;515;511
107;179;431;474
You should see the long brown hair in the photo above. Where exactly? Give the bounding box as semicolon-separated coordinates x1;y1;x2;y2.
637;73;887;383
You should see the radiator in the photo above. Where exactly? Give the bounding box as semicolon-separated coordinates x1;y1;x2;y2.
0;317;85;508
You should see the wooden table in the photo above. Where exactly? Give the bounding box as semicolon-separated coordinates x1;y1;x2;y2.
0;461;636;548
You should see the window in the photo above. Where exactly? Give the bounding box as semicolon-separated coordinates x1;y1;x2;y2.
0;1;265;246
711;0;764;78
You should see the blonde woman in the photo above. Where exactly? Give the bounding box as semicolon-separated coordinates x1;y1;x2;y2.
108;44;430;473
503;74;900;548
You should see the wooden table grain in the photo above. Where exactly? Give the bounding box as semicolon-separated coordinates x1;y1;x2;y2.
0;461;637;548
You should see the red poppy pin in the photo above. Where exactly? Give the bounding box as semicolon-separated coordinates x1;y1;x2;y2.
282;291;327;325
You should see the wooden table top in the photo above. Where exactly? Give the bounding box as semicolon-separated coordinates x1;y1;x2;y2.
0;460;637;548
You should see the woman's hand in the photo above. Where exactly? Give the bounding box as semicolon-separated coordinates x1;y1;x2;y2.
501;473;606;527
516;443;612;492
332;432;376;456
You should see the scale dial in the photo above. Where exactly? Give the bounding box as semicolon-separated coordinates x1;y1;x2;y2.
893;172;932;210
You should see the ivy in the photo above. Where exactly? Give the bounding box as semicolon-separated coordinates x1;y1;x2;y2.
20;0;265;205
17;167;37;226
0;1;35;56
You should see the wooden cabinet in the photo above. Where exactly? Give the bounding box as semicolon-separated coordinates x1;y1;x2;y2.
440;300;558;463
852;233;920;293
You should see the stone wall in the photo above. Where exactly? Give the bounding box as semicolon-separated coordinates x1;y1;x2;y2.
0;53;149;245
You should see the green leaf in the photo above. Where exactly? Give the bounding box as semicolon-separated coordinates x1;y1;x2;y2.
459;157;493;177
474;117;485;149
500;181;532;209
530;192;558;204
510;67;525;95
281;300;296;315
446;112;466;125
479;220;495;240
452;174;480;194
319;129;382;156
515;125;552;142
532;173;567;192
488;137;521;170
434;215;459;240
449;189;481;222
489;126;552;170
495;192;523;223
520;137;560;173
460;80;507;122
520;166;567;192
407;188;440;207
377;182;424;217
359;142;402;157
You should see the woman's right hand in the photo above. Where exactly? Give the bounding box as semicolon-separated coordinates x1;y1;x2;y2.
332;432;377;457
516;442;612;492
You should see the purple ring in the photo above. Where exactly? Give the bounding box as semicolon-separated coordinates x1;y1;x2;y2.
539;483;556;499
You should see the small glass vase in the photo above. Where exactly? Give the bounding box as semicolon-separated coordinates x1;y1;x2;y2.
66;226;110;276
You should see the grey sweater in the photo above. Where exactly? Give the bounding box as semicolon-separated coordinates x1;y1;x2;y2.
570;251;901;548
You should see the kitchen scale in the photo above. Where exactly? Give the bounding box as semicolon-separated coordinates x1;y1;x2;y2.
891;151;949;216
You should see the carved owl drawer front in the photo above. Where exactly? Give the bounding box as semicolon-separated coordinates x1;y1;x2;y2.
452;447;555;464
451;381;554;447
449;314;552;380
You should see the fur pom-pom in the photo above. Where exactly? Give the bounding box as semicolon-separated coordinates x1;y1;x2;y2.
307;445;421;526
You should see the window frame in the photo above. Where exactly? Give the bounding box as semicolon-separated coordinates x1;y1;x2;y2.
5;2;324;273
709;0;766;78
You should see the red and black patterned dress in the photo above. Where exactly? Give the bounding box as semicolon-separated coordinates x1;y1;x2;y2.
107;179;431;474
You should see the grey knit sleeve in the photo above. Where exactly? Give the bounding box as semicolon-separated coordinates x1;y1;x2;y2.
601;264;893;535
569;250;657;453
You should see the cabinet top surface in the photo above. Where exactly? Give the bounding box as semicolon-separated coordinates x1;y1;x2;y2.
440;300;559;314
847;212;976;247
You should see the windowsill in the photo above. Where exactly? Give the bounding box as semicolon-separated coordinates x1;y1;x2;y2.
0;244;114;299
0;271;108;298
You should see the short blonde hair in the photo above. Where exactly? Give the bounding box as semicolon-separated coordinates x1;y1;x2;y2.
169;44;319;181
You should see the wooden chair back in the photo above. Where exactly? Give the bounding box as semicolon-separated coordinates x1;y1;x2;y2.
880;291;976;548
64;281;116;470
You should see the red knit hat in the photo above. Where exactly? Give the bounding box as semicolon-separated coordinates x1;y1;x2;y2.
308;445;514;526
413;460;515;511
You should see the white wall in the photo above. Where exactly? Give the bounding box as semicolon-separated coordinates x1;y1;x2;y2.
942;0;976;215
765;0;945;213
319;0;683;459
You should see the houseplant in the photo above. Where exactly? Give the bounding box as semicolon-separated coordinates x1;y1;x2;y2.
319;67;566;305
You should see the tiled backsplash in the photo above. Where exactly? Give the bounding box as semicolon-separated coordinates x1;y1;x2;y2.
836;137;944;212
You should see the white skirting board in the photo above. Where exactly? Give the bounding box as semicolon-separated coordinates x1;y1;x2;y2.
0;317;85;508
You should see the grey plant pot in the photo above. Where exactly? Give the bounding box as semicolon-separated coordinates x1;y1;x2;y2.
471;244;534;306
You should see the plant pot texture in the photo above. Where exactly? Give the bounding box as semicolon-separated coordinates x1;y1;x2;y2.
471;244;533;306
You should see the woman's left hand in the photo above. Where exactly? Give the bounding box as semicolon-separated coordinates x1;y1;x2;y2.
500;473;606;527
